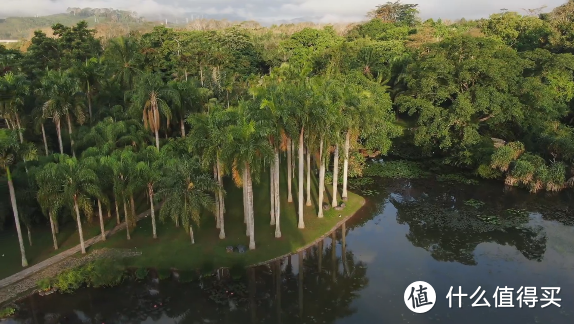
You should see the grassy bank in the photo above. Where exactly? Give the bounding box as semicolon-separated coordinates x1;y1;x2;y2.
94;164;365;271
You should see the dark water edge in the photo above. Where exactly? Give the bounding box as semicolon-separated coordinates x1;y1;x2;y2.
3;178;574;324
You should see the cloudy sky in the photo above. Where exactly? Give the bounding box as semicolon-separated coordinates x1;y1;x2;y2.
0;0;567;23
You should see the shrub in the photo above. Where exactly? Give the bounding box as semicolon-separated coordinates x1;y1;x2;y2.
89;259;125;288
158;269;171;280
53;267;88;293
134;267;149;281
363;160;430;179
0;307;16;319
36;278;52;291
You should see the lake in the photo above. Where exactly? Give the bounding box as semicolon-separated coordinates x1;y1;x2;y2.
4;178;574;324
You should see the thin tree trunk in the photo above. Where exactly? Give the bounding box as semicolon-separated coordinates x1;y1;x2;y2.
318;137;325;218
270;161;275;225
200;66;204;86
154;129;160;150
49;212;58;250
274;148;281;238
342;131;350;200
342;222;349;276
246;163;255;250
287;137;293;203
318;240;323;272
124;201;131;240
97;199;106;241
243;167;249;235
66;114;75;158
15;114;24;143
55;218;59;234
332;145;339;207
41;123;48;156
331;231;336;282
115;200;120;225
87;82;92;120
7;167;27;266
74;198;86;254
180;119;186;138
298;128;305;229
149;186;157;239
190;226;195;244
306;147;311;206
217;157;225;239
56;120;64;154
27;225;32;246
107;208;111;219
130;194;136;219
214;165;221;229
298;251;304;318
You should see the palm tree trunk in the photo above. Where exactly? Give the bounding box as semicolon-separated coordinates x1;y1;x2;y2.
154;129;160;150
270;161;275;225
49;212;58;250
7;167;28;267
306;147;311;206
298;251;304;318
332;145;339;207
124;201;131;240
214;165;221;229
115;200;120;225
298;128;305;229
66;114;76;158
180;119;186;138
74;198;86;254
190;226;195;244
217;158;225;239
342;222;349;276
97;199;106;241
107;208;111;219
87;82;92;120
318;137;325;218
246;163;255;250
15;114;24;143
130;194;136;219
331;231;336;282
287;137;293;203
27;225;32;246
41;123;49;156
55;218;59;234
243;167;249;235
318;240;323;273
274;148;281;238
55;120;64;154
342;131;350;201
149;186;157;239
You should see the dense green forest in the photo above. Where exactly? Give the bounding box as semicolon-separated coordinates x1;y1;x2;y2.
1;1;574;269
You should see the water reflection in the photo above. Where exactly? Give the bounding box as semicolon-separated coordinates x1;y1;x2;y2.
6;178;574;324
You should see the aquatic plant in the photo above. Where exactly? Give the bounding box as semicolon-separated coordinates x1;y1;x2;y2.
363;160;430;179
464;199;485;209
436;174;479;185
348;177;375;189
134;267;149;280
0;307;16;319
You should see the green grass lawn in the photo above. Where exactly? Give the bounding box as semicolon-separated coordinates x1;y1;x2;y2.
0;215;117;280
95;162;365;272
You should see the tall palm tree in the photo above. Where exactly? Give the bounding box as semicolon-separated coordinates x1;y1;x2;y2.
187;103;230;239
136;145;162;239
157;153;217;244
73;57;103;121
0;129;36;266
45;154;98;254
104;36;141;90
128;73;179;150
41;70;86;157
224;102;273;249
169;79;211;137
0;72;30;143
36;160;65;250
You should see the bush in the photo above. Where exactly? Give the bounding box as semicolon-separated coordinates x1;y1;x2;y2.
89;259;125;288
134;267;149;280
158;269;171;280
36;278;52;291
476;164;503;179
53;267;88;293
363;160;430;179
0;307;16;319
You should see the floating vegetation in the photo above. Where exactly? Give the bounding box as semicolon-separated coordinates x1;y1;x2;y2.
505;208;530;221
464;199;485;209
348;177;375;189
436;174;479;185
134;268;149;280
476;215;501;225
360;189;379;196
363;160;431;179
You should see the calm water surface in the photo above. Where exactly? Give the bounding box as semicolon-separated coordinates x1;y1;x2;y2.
4;179;574;324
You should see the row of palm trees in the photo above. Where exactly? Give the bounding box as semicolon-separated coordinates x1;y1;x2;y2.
1;59;390;268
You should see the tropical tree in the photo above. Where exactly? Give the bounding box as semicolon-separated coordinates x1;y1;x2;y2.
0;129;36;266
104;36;141;90
0;72;30;143
35;161;65;250
73;57;103;121
40;70;87;157
136;145;162;238
157;152;218;244
169;79;211;137
128;73;179;149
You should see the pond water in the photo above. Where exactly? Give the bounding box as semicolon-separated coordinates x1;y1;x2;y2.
4;178;574;324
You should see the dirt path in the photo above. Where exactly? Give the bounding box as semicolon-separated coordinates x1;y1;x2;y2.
0;206;157;290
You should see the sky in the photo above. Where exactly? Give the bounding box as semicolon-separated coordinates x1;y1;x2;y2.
0;0;568;23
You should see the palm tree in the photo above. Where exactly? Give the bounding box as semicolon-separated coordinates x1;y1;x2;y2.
73;57;103;121
0;72;30;143
169;79;211;137
224;102;273;249
157;153;217;244
104;36;141;90
31;106;49;156
187;103;230;239
136;145;162;239
45;154;98;254
128;73;179;150
41;70;86;157
0;129;36;266
36;160;65;250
